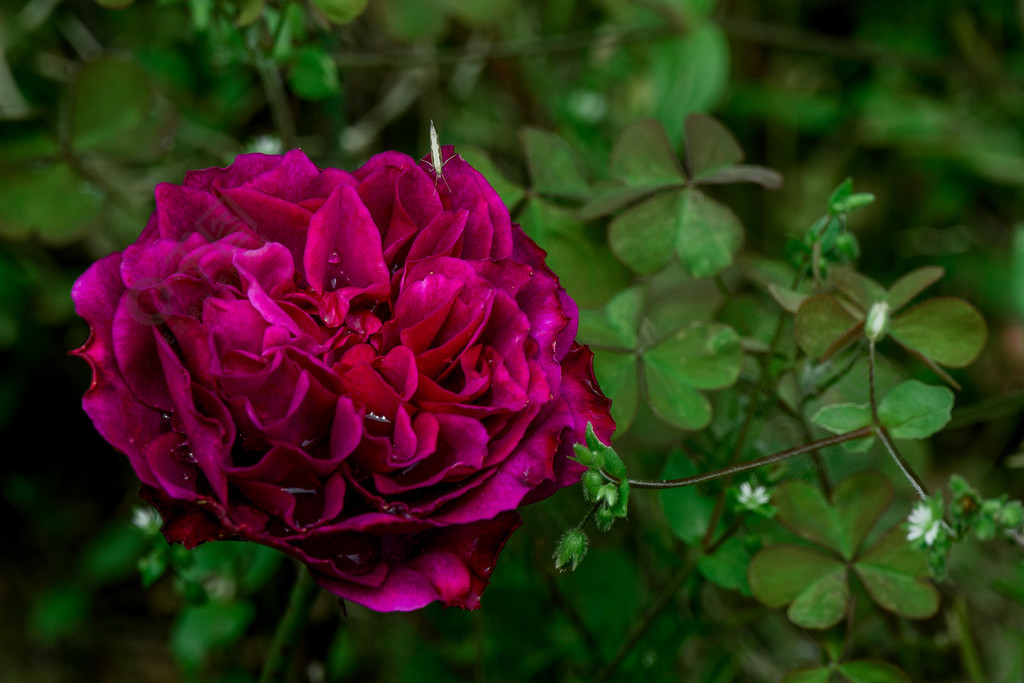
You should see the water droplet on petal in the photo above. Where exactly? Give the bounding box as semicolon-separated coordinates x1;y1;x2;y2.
328;250;342;264
329;277;338;289
301;438;315;448
365;412;392;424
282;487;317;495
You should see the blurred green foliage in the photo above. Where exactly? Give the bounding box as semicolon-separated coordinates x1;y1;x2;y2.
2;0;1024;681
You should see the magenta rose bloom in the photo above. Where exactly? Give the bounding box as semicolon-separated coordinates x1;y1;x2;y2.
72;147;613;611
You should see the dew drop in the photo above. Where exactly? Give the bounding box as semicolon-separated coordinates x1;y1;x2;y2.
329;277;338;289
282;487;317;495
365;412;392;424
328;250;342;264
301;438;315;448
161;411;172;422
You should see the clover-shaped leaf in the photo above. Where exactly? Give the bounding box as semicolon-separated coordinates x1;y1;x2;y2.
810;380;954;450
749;472;938;629
795;266;986;387
520;127;590;199
643;321;743;430
581;117;780;278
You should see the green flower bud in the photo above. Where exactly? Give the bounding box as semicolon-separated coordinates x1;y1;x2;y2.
997;500;1023;529
582;470;605;502
864;301;890;342
594;506;617;532
553;529;589;572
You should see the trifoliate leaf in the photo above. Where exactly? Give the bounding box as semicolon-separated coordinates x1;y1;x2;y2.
610;119;686;185
888;297;986;368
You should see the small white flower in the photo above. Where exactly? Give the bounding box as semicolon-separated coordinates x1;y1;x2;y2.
738;481;770;509
131;506;162;535
906;502;941;546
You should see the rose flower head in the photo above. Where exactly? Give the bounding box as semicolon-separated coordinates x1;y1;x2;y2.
72;145;613;611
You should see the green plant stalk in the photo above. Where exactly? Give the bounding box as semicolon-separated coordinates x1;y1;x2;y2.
868;341;929;500
620;426;874;490
258;564;320;683
244;27;298;150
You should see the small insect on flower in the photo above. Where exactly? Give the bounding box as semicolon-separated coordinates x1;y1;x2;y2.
424;119;454;194
906;501;942;546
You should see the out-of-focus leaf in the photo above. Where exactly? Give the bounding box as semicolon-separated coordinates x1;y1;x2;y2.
877;380;953;440
684;113;742;179
773;481;844;555
695;164;784;189
644;363;711;430
458;145;525;209
651;24;729;145
854;528;939;620
660;451;716;545
608;191;679;274
887;266;944;310
644;322;743;390
593;350;638;434
675;188;744;278
289;47;340;100
610;119;685;185
787;564;849;629
795;294;862;359
832;471;893;558
605;286;645;348
310;0;369;24
698;534;752;595
95;0;135;8
837;660;912;683
0;163;103;243
67;58;174;160
810;403;874;452
578;184;673;221
520;128;589;199
171;600;256;670
236;0;265;25
29;585;90;644
748;545;843;608
782;668;831;683
888;298;986;368
519;200;631;306
833;268;886;311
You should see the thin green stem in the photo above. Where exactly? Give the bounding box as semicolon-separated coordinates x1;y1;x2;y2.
699;262;807;547
244;27;297;149
954;594;986;683
867;341;929;500
617;426;873;490
258;564;320;683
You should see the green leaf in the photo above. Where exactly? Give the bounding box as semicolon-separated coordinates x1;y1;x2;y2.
518;200;631;306
832;471;893;558
768;283;810;314
593;350;638;434
0;163;103;244
836;660;912;683
782;668;832;683
811;403;871;434
170;600;255;670
644;363;711;430
693;164;784;190
787;564;849;629
606;286;645;348
773;481;844;555
832;268;886;312
236;0;265;25
289;47;340;100
855;527;939;619
310;0;369;23
877;380;953;440
828;178;854;213
795;295;861;359
886;266;944;311
578;184;670;221
698;534;752;595
660;451;717;545
888;298;987;368
66;58;174;160
610;119;685;185
644;322;743;390
811;403;874;452
651;24;729;146
675;188;745;278
684;113;743;179
748;545;844;608
608;191;679;274
520;127;589;199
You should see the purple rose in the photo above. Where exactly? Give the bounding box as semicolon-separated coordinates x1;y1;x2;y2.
72;148;613;611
